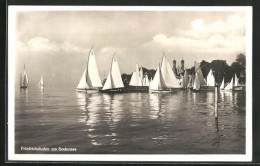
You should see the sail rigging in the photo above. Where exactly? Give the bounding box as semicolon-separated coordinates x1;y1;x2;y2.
194;61;206;86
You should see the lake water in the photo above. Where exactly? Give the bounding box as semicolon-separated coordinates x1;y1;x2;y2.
15;85;245;154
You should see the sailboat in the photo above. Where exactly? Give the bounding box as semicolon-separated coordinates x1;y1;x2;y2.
149;64;169;93
206;69;215;87
143;74;150;86
129;63;143;86
39;76;44;87
20;64;29;89
76;48;102;92
223;77;233;91
233;73;243;91
160;55;182;89
193;72;200;92
194;61;206;86
220;78;225;90
129;63;149;92
100;55;125;93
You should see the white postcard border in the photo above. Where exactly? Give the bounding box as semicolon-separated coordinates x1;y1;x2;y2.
8;5;252;162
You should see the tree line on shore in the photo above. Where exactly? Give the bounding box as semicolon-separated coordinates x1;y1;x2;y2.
121;53;246;87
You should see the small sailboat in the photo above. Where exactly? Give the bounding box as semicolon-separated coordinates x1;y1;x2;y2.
39;76;44;87
187;75;193;90
193;72;200;92
20;64;29;89
233;73;243;91
220;78;225;90
143;74;150;86
206;69;215;87
194;61;206;86
161;55;182;89
76;48;102;92
224;77;233;91
129;63;143;86
149;64;172;93
100;55;124;93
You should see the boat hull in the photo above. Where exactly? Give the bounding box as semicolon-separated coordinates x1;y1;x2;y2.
76;88;100;93
99;88;125;93
149;89;174;93
124;86;149;92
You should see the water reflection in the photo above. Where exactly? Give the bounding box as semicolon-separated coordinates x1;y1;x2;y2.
212;117;220;147
149;93;161;120
20;88;29;106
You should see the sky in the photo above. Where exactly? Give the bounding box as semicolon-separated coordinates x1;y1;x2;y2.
14;10;247;86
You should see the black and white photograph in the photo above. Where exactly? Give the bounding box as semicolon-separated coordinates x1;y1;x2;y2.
7;6;252;162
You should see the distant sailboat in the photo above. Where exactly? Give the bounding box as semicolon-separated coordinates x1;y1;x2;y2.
224;78;233;91
39;76;44;87
193;72;200;92
220;78;225;90
234;73;239;87
187;75;193;89
206;69;215;87
76;48;102;92
101;55;124;93
233;73;243;91
129;63;143;86
194;61;206;86
20;64;29;89
143;74;150;86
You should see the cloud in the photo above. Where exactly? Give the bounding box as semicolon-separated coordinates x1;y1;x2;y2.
144;13;246;66
17;37;88;54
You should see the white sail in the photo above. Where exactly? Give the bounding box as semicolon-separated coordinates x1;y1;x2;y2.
102;55;124;90
224;77;233;90
77;68;89;89
86;49;102;88
193;72;200;90
194;61;206;85
220;78;225;90
234;73;239;87
102;72;112;90
111;56;124;88
39;76;44;86
129;72;138;86
206;69;215;86
149;66;161;91
161;55;182;88
139;66;143;86
129;63;143;86
21;65;29;87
